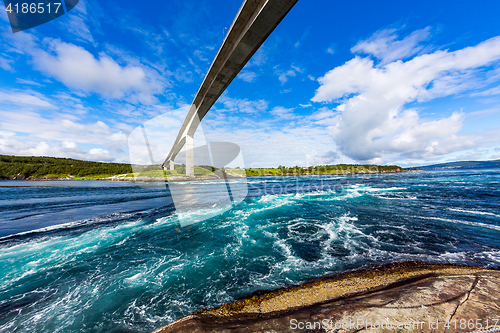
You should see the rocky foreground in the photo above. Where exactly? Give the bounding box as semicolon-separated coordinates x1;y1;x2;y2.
152;262;500;333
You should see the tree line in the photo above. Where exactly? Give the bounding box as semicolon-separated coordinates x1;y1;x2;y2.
245;164;409;176
0;154;413;180
0;155;134;179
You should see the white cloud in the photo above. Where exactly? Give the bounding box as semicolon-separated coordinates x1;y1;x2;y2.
471;85;500;96
126;105;209;165
0;135;115;162
202;97;341;167
0;108;127;154
0;4;8;23
193;49;208;62
291;65;304;73
237;71;257;82
270;106;295;119
309;107;340;126
0;91;54;107
276;69;296;84
215;94;268;114
0;88;190;163
4;33;165;104
312;57;374;102
312;34;500;161
65;15;94;44
15;78;43;86
248;48;267;67
306;149;339;165
351;27;431;64
32;40;162;103
203;124;338;168
60;0;95;44
0;54;13;71
310;107;335;120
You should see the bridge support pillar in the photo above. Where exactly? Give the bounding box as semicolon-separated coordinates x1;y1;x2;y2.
186;134;195;177
169;160;175;171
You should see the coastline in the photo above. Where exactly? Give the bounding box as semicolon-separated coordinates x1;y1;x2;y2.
1;169;421;183
153;261;500;333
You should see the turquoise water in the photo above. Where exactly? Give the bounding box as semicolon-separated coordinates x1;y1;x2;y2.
1;170;499;332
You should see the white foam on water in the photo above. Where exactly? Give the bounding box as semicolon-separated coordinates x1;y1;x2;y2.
437;250;500;266
248;194;294;213
447;208;500;218
437;251;468;262
474;249;500;263
245;175;347;185
255;212;408;283
315;184;407;202
0;211;139;241
175;205;230;226
321;214;365;256
419;216;500;231
356;185;407;192
124;272;145;285
373;192;418;200
3;171;500;333
0;217;148;291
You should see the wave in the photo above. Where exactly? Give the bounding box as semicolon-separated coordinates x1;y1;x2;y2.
2;170;500;332
447;208;500;218
246;175;348;184
0;209;150;243
419;216;500;231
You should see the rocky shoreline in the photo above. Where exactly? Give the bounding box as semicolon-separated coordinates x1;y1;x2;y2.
1;173;244;182
2;169;420;183
152;261;500;333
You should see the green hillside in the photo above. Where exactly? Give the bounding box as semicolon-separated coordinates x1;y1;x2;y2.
0;155;134;179
0;155;223;180
0;154;412;180
243;164;410;176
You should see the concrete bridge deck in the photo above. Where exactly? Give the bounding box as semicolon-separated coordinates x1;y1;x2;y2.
162;0;298;176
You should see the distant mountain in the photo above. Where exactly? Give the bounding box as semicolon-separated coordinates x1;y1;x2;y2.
415;159;500;170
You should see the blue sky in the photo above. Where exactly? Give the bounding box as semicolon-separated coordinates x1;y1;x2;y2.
1;0;500;168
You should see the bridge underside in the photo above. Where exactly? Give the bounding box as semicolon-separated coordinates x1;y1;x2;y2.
162;0;298;176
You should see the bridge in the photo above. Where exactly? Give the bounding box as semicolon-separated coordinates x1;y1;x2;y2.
161;0;298;176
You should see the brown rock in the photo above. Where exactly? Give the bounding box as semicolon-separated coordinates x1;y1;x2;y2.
152;262;500;333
